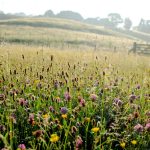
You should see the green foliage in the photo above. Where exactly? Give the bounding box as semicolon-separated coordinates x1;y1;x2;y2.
57;11;83;21
108;13;123;27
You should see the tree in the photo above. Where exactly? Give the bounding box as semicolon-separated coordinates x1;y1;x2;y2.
124;18;132;30
99;18;114;28
57;11;83;21
138;19;150;33
44;10;55;17
108;13;123;27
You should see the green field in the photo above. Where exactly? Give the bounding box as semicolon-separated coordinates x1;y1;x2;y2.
0;18;150;150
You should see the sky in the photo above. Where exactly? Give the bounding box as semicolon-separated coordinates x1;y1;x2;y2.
0;0;150;25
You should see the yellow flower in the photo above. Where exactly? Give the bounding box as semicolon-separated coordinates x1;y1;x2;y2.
91;127;100;133
62;114;67;119
50;134;59;143
43;114;49;119
131;140;137;145
120;142;126;149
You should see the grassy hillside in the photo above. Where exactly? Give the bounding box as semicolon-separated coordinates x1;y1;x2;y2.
0;17;135;51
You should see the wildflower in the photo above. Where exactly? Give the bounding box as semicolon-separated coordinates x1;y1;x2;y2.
129;94;137;103
50;134;59;142
60;107;68;114
62;114;67;119
64;92;71;101
90;94;98;101
19;98;28;106
113;98;123;107
75;136;83;149
134;124;144;132
28;113;35;125
145;123;150;131
91;127;100;133
79;98;86;107
131;140;137;145
33;130;43;138
43;114;49;119
56;97;61;103
120;142;126;149
54;80;59;89
18;144;26;150
49;106;54;112
136;84;141;89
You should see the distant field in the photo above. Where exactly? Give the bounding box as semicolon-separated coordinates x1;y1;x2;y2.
0;18;134;51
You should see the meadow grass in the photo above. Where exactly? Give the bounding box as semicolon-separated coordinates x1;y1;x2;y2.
0;44;150;150
0;18;134;51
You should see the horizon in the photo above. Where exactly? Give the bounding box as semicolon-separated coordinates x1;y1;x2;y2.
0;0;150;26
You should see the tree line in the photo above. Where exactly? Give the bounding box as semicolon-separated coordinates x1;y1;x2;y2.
0;10;150;33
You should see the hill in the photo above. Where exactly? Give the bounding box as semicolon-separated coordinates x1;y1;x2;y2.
0;17;148;51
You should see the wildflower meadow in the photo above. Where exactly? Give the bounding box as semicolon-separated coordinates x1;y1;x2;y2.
0;46;150;150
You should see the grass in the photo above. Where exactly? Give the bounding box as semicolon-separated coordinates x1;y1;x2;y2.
0;44;150;150
0;18;134;51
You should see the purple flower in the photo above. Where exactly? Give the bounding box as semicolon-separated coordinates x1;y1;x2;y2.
145;123;150;131
90;94;98;101
18;144;26;150
134;124;144;132
136;84;141;89
113;98;123;107
64;92;71;101
49;106;55;112
129;94;137;103
60;107;68;114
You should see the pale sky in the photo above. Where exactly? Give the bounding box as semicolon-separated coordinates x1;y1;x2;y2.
0;0;150;25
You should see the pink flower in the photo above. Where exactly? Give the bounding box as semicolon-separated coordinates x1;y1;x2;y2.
134;124;144;132
49;106;54;112
64;92;71;101
19;98;28;106
145;123;150;131
75;136;83;150
90;94;98;101
18;144;26;150
79;98;86;107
